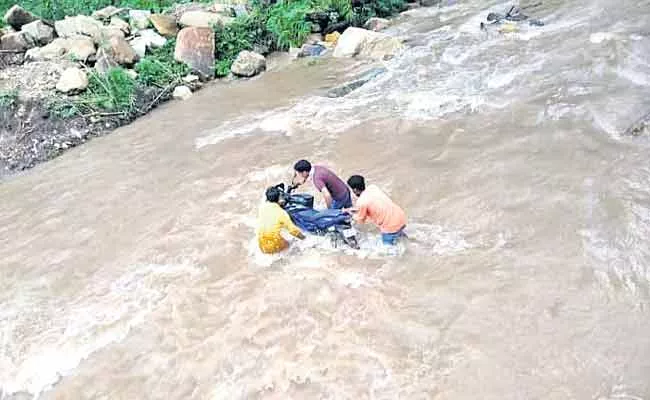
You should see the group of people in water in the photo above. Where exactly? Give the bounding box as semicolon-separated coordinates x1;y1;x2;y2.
257;160;407;254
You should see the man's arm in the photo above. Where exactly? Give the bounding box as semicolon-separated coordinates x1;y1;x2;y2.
354;202;368;224
321;187;333;208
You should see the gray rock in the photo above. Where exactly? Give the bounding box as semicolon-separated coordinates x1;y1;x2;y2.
210;3;236;17
364;17;390;31
67;36;96;61
326;67;386;98
149;14;178;37
0;31;35;51
139;29;167;49
21;20;54;46
92;6;124;20
333;27;403;60
230;50;266;77
172;85;192;100
174;27;215;79
299;43;327;57
25;38;68;61
3;5;37;30
179;11;233;28
56;67;88;93
129;10;151;30
105;35;137;65
109;17;131;35
129;37;147;58
55;16;104;41
94;48;118;74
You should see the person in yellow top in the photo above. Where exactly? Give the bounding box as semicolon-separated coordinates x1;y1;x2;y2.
257;186;305;254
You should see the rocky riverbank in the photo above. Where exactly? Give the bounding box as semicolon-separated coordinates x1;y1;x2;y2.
0;0;423;176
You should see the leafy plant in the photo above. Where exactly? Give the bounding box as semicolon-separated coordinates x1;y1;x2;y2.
0;89;18;108
213;10;273;77
266;0;313;50
0;0;178;21
135;40;190;87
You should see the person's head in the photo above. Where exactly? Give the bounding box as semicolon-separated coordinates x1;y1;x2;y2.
347;175;366;197
293;159;312;184
266;186;281;203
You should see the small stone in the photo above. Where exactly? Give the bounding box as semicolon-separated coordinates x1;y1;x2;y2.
92;6;124;20
94;48;118;74
129;37;147;58
210;3;235;16
0;31;35;51
172;85;192;100
179;11;233;28
106;35;137;65
182;74;199;83
299;43;326;57
364;17;391;31
139;29;167;49
25;38;68;61
289;47;301;59
150;14;178;37
67;36;96;62
124;69;138;79
3;5;37;30
129;10;151;30
324;31;341;44
230;50;265;77
56;67;88;93
21;20;55;46
109;17;131;35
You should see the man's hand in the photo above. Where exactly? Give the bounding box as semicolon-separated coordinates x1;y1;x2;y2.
296;232;306;240
343;207;358;214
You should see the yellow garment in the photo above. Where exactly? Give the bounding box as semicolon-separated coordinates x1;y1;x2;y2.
257;202;302;254
325;31;341;44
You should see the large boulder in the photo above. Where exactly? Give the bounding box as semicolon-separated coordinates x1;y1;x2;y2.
129;10;151;30
0;31;35;51
364;17;391;31
106;35;137;65
55;15;104;41
333;27;403;60
179;11;233;28
67;36;96;61
150;14;178;37
174;27;215;79
3;5;37;30
56;67;88;93
21;20;54;46
210;3;235;16
25;38;68;61
230;50;266;77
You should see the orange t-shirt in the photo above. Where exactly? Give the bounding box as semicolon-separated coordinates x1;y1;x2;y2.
354;185;406;233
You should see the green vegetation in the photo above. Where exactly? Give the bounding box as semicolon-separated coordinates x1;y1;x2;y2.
0;0;178;21
51;68;137;117
135;40;190;87
266;0;313;50
0;88;18;108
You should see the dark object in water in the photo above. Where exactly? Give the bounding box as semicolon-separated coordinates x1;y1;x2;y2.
326;67;387;98
484;4;544;27
624;111;650;136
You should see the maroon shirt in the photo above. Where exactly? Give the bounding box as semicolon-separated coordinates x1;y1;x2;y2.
312;165;350;201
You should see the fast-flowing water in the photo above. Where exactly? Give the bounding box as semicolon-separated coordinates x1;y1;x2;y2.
2;0;650;398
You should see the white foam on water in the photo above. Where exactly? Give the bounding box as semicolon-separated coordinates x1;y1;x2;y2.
590;32;618;44
0;263;204;397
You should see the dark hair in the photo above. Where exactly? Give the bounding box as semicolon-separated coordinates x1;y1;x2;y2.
266;186;281;203
294;159;312;173
347;175;365;191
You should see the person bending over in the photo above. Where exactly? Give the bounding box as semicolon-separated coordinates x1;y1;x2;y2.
257;186;305;254
292;159;352;209
346;175;407;245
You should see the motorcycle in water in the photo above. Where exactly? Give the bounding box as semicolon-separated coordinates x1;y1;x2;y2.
275;183;360;249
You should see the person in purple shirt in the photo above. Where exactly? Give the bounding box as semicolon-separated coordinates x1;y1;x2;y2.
292;159;353;209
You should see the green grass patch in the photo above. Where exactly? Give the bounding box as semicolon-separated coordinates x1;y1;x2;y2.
266;0;313;50
135;40;190;87
0;0;180;21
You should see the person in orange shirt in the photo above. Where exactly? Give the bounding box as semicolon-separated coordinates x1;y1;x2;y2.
257;186;305;254
345;175;407;245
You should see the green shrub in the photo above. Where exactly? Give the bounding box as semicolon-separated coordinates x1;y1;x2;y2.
50;68;136;117
0;88;18;108
135;40;190;87
352;0;406;21
266;0;313;50
213;9;273;76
